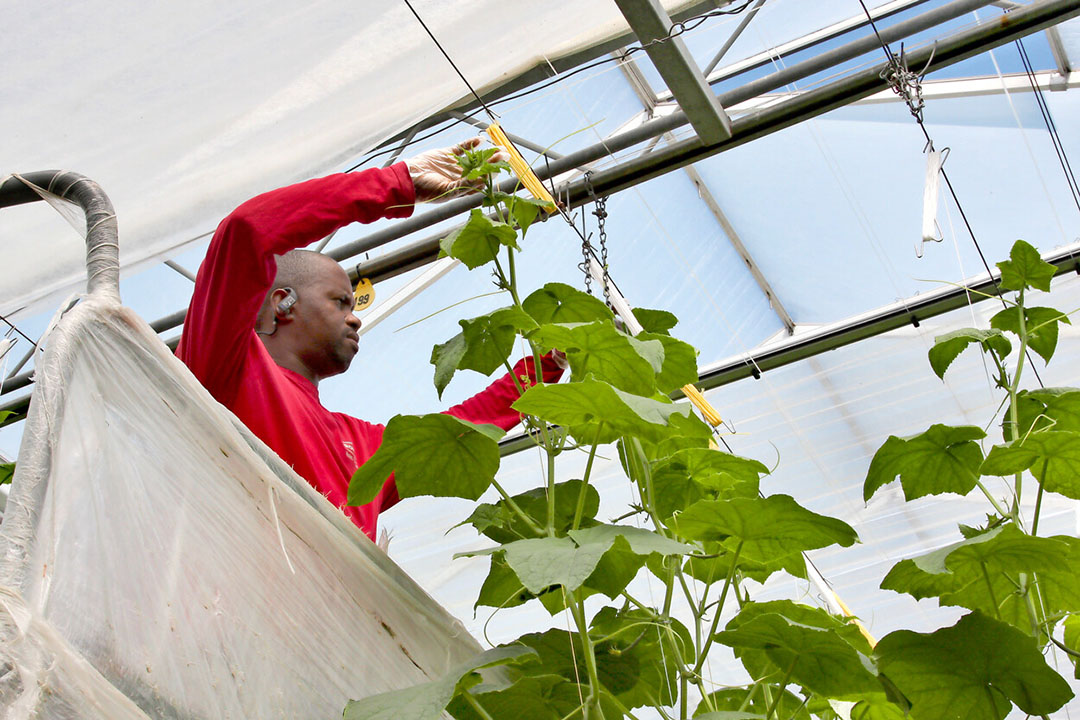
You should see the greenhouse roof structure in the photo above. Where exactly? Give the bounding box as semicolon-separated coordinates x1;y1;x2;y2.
3;0;1080;715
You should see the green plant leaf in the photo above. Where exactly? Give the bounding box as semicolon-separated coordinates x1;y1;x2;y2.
522;283;613;325
460;306;537;374
470;523;690;596
716;603;882;700
445;674;575;720
1007;387;1080;439
0;411;13;427
430;332;467;399
640;331;698;393
462;479;599;544
654;448;767;495
348;414;504;505
531;321;662;396
1064;614;1080;679
343;645;537;720
863;424;985;502
632;307;678;335
875;611;1073;719
476;553;547;610
849;700;909;720
512;377;710;444
0;462;14;485
670;494;857;562
927;328;1011;379
996;239;1056;292
440;208;519;270
696;687;809;719
684;547;807;586
880;525;1079;633
990;305;1070;363
981;430;1080;499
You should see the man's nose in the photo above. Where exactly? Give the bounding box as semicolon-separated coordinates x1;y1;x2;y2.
346;313;362;330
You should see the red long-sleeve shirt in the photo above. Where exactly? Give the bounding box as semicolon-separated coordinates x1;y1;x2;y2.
177;164;560;540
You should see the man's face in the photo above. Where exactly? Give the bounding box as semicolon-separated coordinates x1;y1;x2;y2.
290;259;361;380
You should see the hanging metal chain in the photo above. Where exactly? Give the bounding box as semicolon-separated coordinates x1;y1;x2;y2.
581;172;612;306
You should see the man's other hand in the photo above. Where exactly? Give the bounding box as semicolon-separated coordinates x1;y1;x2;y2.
406;138;508;203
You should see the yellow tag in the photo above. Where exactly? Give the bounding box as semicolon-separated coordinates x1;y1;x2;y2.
353;278;375;312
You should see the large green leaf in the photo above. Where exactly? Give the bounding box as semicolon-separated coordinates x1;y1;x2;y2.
880;525;1079;633
716;602;881;700
654;448;767;495
696;687;809;719
470;523;690;596
430;306;536;397
849;701;908;720
981;430;1080;499
348;414;504;505
863;424;985;502
990;305;1070;364
463;306;537;374
513;377;710;444
0;462;13;485
522;283;613;325
343;645;536;720
446;674;567;720
1006;387;1080;439
640;331;698;393
875;611;1073;719
476;553;547;610
440;208;519;269
462;479;599;544
996;239;1056;292
927;328;1011;379
670;494;857;562
531;321;662;395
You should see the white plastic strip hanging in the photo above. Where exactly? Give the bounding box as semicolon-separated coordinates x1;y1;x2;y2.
918;147;948;258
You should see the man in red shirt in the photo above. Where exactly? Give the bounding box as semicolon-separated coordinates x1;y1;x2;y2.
177;140;561;541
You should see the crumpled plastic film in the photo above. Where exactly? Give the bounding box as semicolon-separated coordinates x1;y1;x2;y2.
0;296;481;718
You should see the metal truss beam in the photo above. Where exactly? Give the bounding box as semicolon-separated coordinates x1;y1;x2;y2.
613;0;732;143
616;52;795;334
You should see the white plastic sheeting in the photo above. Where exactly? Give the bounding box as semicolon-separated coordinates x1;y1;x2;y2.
1;0;702;318
0;296;481;718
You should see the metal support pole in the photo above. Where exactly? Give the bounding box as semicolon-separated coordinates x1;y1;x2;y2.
703;0;768;77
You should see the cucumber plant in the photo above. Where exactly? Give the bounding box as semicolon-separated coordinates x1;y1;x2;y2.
343;150;1075;719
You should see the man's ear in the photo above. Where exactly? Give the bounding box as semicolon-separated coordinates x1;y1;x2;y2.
271;287;298;321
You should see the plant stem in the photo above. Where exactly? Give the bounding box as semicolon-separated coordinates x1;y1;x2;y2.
573;424;604;530
765;659;797;720
462;691;495;720
570;590;605;719
1008;291;1030;517
679;674;688;720
972;477;1011;520
491;478;544;536
1031;465;1046;536
694;541;743;676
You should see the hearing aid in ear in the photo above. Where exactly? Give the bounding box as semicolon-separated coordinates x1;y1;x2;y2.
276;287;298;315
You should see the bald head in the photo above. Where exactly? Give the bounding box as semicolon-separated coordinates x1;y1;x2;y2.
273;249;341;293
256;249;362;384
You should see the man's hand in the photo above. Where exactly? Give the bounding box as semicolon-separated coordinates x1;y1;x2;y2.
405;137;508;203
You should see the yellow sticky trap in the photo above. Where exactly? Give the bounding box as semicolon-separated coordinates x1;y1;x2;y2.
353;277;375;312
485;122;557;212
